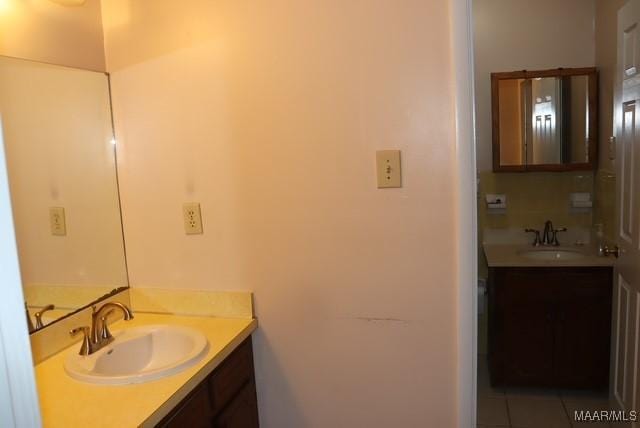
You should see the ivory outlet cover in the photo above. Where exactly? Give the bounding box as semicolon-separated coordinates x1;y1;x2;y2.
183;203;203;235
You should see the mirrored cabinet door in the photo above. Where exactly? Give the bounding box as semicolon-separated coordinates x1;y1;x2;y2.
492;67;598;172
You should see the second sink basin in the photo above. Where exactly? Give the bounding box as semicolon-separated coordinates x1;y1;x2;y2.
519;248;585;261
65;324;208;385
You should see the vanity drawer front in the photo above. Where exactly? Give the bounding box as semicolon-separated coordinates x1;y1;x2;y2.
210;337;255;413
159;383;213;428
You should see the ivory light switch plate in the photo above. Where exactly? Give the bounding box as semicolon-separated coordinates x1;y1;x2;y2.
183;203;203;234
49;207;66;236
376;150;402;188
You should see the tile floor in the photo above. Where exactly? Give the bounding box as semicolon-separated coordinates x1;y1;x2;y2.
477;355;624;428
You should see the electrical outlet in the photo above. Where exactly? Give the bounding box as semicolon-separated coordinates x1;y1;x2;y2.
49;207;66;236
183;203;203;235
376;150;402;188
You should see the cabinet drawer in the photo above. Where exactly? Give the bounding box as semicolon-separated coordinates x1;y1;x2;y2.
210;338;254;413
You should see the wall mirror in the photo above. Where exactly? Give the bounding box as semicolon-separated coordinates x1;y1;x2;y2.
0;56;128;333
491;67;598;172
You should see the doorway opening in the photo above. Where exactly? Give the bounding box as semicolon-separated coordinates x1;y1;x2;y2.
470;1;635;427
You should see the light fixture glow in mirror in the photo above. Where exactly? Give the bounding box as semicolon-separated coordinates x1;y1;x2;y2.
0;56;128;332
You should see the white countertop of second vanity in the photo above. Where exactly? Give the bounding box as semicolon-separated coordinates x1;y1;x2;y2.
483;243;616;268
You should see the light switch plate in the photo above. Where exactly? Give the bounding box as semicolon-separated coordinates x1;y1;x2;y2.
49;207;66;236
183;203;203;235
376;150;402;188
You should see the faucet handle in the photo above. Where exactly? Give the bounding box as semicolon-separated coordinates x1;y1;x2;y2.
69;326;92;356
552;227;567;246
34;304;55;329
525;228;541;246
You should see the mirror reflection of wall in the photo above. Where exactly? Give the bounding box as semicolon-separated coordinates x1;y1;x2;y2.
0;56;128;331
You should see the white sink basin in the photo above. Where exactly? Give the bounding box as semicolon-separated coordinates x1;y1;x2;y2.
519;249;585;261
65;324;208;385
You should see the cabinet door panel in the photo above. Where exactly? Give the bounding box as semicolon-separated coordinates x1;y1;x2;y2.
554;271;612;389
555;288;612;388
491;269;555;386
213;381;259;428
210;338;254;413
156;336;258;428
159;384;213;428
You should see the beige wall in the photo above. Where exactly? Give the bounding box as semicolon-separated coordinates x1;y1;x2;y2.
474;0;596;172
102;0;458;426
0;0;105;71
0;57;127;292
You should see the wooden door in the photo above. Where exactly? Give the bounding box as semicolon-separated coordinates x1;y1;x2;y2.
613;0;640;421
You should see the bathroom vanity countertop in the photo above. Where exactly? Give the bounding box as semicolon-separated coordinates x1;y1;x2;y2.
34;313;257;428
483;243;616;268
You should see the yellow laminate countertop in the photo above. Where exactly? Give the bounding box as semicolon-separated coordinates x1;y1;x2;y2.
35;313;258;428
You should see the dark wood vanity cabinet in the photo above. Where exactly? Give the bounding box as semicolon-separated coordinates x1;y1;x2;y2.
488;267;613;389
158;336;259;428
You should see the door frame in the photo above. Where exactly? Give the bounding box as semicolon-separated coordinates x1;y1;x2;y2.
0;118;41;427
451;0;478;426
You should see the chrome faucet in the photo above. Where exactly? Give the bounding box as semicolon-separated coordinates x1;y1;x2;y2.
70;302;134;356
525;220;567;247
542;220;554;245
34;304;55;329
91;302;134;346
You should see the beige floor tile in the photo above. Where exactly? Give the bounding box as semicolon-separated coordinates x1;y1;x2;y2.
508;396;571;428
506;387;561;401
559;389;609;401
609;422;633;428
477;396;510;427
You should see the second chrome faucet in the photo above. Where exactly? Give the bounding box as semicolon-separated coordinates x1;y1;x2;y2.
70;302;134;356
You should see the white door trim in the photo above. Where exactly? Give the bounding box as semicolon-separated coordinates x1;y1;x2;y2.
451;0;478;426
0;118;41;428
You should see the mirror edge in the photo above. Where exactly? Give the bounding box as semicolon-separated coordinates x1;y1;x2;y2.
29;286;129;334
